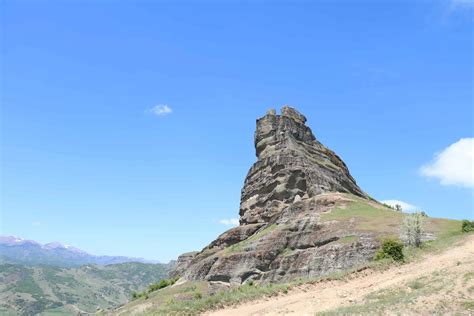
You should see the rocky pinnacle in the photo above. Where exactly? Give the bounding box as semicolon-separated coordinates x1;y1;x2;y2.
239;106;369;225
172;106;374;284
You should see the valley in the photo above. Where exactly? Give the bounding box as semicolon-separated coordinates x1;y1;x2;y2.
0;262;173;315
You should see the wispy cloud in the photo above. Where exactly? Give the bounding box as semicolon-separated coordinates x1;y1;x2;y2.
148;104;172;116
32;221;41;226
420;138;474;188
451;0;474;7
219;218;239;226
380;200;419;212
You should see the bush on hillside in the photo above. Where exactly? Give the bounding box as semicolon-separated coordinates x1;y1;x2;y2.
374;238;404;262
148;279;170;292
132;276;180;299
131;291;149;300
402;212;424;247
461;220;474;233
148;276;179;293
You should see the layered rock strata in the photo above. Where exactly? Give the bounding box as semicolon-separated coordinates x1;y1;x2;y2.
240;106;368;225
173;107;376;284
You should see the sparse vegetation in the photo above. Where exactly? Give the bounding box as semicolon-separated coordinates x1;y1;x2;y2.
317;278;439;315
408;279;424;290
146;282;292;315
461;301;474;310
374;238;404;261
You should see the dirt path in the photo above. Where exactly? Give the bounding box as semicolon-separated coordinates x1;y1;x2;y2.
206;235;474;315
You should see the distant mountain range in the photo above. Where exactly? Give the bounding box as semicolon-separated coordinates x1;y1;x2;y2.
0;236;159;268
0;261;173;315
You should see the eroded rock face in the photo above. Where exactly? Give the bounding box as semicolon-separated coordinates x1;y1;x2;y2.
170;251;199;279
173;107;376;284
240;106;368;225
180;194;378;284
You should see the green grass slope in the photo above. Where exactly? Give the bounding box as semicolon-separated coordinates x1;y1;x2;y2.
320;194;460;239
0;262;172;315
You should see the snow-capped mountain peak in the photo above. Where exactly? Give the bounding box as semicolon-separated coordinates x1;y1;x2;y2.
0;235;159;267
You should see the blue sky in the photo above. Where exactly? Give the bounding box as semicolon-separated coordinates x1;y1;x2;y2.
1;1;473;262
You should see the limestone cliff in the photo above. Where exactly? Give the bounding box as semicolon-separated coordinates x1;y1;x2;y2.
173;107;378;284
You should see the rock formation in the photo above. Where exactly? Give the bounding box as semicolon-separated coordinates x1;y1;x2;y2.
173;106;379;284
240;106;368;225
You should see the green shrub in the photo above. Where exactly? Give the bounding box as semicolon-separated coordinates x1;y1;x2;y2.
374;238;404;261
132;290;152;300
461;220;474;233
194;291;202;299
148;277;180;293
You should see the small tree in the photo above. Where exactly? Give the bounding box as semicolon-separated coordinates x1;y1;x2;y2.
402;212;424;247
395;204;403;212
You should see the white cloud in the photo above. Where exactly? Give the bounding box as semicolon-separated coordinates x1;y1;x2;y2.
380;200;419;212
148;104;172;116
32;221;41;226
219;218;239;226
420;138;474;188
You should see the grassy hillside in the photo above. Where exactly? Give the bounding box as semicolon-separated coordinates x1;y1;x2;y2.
319;194;460;239
0;262;172;315
114;193;469;315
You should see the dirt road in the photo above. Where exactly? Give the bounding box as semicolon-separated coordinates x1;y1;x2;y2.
206;235;474;315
